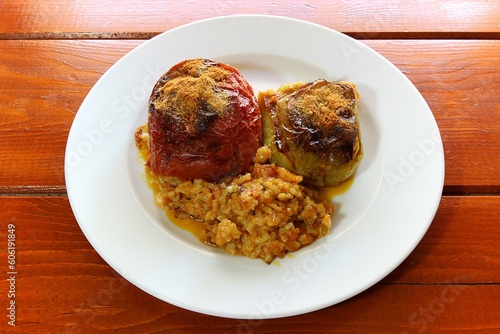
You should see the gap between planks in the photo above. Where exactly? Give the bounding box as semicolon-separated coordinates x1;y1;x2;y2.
0;31;499;40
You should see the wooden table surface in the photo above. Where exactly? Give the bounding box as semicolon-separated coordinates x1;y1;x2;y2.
1;1;499;333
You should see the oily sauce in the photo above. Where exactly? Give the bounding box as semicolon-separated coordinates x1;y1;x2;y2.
166;210;206;241
318;175;355;201
137;134;354;242
137;137;207;241
145;165;207;242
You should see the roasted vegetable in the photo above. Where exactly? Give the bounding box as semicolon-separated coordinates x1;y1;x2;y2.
258;79;363;186
147;58;262;182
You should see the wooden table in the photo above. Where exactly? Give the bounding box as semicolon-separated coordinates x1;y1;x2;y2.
1;1;499;333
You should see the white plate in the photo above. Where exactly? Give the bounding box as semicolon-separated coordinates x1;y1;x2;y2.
65;15;444;319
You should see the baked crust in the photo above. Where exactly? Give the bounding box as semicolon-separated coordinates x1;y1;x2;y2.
259;79;363;186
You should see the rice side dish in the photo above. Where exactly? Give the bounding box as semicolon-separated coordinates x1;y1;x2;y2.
135;125;334;264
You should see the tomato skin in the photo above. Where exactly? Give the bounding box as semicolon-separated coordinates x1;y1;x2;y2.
148;59;262;182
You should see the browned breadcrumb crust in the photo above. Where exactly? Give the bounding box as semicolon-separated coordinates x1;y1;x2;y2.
276;79;360;158
151;59;232;133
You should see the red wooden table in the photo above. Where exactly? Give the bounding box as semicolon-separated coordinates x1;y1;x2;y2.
0;1;499;333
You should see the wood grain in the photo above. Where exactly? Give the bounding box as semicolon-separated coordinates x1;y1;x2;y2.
0;196;498;333
6;195;500;282
4;284;500;333
0;0;499;39
0;40;499;193
0;40;140;192
364;40;500;192
384;196;500;284
0;196;498;284
1;1;498;333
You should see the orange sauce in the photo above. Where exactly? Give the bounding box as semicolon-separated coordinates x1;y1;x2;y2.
145;165;206;241
136;134;208;241
137;128;354;246
318;175;355;201
144;167;160;194
166;210;206;241
137;135;160;195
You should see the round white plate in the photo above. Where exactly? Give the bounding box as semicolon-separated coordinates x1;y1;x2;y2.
65;15;444;319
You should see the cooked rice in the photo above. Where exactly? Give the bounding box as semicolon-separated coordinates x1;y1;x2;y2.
135;125;334;263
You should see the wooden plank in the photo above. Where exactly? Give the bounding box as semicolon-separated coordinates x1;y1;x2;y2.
364;40;500;192
0;196;499;332
385;196;500;284
0;196;498;283
0;40;141;192
2;280;499;333
0;0;499;38
0;40;499;192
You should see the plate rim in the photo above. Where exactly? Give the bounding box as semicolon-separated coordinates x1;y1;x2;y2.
65;14;445;319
